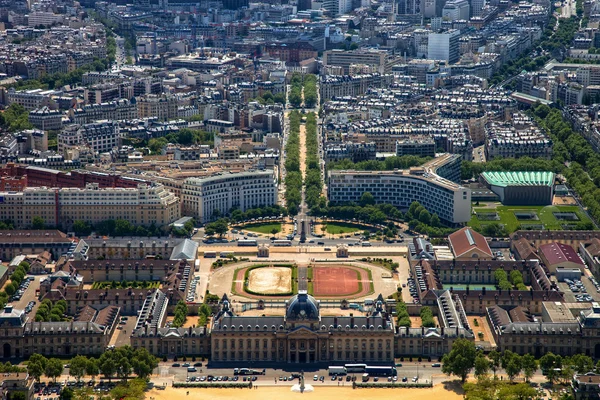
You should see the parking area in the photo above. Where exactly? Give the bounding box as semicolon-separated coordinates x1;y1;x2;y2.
556;276;599;303
13;275;43;314
109;316;137;347
187;275;200;303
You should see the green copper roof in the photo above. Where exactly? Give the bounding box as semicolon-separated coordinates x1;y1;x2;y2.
482;171;554;188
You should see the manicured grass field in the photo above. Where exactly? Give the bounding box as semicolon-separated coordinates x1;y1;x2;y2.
322;222;364;234
241;222;281;234
468;204;594;233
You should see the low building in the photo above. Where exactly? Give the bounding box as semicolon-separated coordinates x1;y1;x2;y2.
0;372;35;400
539;242;585;273
0;230;74;261
481;171;554;205
572;373;600;400
448;227;493;260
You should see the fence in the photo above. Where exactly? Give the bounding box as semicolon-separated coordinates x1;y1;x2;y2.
238;299;349;312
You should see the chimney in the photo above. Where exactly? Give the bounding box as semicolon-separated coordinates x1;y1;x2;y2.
334;317;338;327
466;286;470;295
421;327;424;335
482;286;486;295
441;327;444;336
350;316;354;328
456;326;459;335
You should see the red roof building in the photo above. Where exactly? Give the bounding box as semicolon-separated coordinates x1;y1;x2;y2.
539;242;584;273
448;227;493;260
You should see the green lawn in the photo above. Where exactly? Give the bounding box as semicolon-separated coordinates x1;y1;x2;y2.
241;222;281;234
322;222;365;234
469;204;594;233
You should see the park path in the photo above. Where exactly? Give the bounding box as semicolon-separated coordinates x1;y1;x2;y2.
299;122;307;180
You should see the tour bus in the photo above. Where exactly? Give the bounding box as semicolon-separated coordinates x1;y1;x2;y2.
328;366;347;375
365;366;397;376
362;241;372;247
237;239;258;246
273;240;292;246
203;251;217;258
344;364;367;373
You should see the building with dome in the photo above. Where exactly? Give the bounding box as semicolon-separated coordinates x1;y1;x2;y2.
210;291;396;364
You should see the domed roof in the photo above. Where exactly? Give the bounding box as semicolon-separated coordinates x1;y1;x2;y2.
286;291;319;321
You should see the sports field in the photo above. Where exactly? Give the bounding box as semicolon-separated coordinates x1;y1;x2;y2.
468;204;594;233
247;267;292;295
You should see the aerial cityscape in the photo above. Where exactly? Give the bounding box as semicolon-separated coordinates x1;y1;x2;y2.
2;0;600;398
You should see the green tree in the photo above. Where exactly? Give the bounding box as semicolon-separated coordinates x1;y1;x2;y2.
474;353;491;380
441;338;477;383
27;354;48;382
45;358;64;383
72;220;92;236
568;354;594;374
131;348;158;380
69;355;88;382
99;354;117;382
539;352;562;385
494;269;508;283
521;354;537;383
502;350;522;382
86;358;100;382
32;216;45;230
359;192;375;206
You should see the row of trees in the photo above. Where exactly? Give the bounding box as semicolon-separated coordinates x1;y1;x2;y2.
328;155;431;172
396;298;411;327
34;299;68;322
172;300;189;327
285;111;302;215
493;269;527;291
443;339;597;387
0;261;30;306
406;201;456;238
229;205;288;223
73;219;164;238
533;104;600;228
27;348;159;384
303;74;318;108
252;90;286;105
289;73;304;108
420;306;435;328
305;112;325;212
442;339;537;383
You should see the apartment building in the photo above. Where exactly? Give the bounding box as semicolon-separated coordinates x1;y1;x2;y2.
28;106;63;131
69;99;138;124
6;89;57;110
396;136;436;157
0;183;180;229
485;114;553;159
182;171;278;223
328;166;471;224
324;142;377;164
319;74;394;101
323;50;390;74
58;120;121;154
137;94;182;121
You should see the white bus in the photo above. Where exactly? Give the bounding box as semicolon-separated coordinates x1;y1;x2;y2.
328;366;347;375
344;363;367;373
237;239;258;246
273;240;292;246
